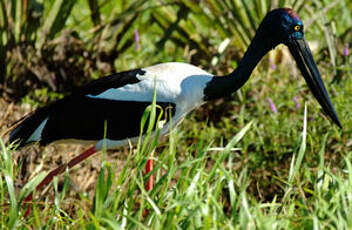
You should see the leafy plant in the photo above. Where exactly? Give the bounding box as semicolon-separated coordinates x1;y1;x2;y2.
0;0;77;95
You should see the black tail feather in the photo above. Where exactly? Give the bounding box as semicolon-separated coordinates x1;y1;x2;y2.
9;106;52;149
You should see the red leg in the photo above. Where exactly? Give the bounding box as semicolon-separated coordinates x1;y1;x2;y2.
142;154;154;217
23;146;97;217
145;156;154;191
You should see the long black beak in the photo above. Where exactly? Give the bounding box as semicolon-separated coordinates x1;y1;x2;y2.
288;38;342;128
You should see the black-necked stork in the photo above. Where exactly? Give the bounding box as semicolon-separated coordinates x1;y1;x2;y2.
9;8;341;213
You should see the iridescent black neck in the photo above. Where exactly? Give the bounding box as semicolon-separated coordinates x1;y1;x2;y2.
204;33;272;100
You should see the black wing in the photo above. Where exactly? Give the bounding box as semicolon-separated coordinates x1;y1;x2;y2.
9;69;176;148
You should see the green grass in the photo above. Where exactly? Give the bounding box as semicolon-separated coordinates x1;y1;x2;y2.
1;72;352;228
1;0;352;229
1;93;352;228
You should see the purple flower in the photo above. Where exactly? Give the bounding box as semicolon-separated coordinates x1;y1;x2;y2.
269;58;277;70
134;29;140;51
266;98;278;113
293;96;301;109
344;43;349;57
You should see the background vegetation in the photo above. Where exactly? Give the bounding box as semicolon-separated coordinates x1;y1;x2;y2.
0;0;351;229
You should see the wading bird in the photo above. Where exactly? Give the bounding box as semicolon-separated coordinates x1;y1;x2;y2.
9;8;341;213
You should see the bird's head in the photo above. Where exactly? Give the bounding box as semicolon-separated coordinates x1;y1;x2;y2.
257;8;304;48
205;8;341;127
256;8;342;127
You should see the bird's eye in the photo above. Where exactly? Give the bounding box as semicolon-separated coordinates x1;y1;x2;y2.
294;25;301;31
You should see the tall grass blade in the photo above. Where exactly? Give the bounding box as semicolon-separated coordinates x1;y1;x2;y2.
18;171;46;204
92;161;113;217
4;173;17;229
39;0;76;47
14;0;22;42
316;134;328;191
88;0;101;25
288;103;307;184
209;121;253;180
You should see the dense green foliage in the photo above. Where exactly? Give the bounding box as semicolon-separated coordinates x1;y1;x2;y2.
0;0;352;229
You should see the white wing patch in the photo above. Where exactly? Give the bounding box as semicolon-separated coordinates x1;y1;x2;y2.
86;78;178;103
26;117;49;144
86;62;213;108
